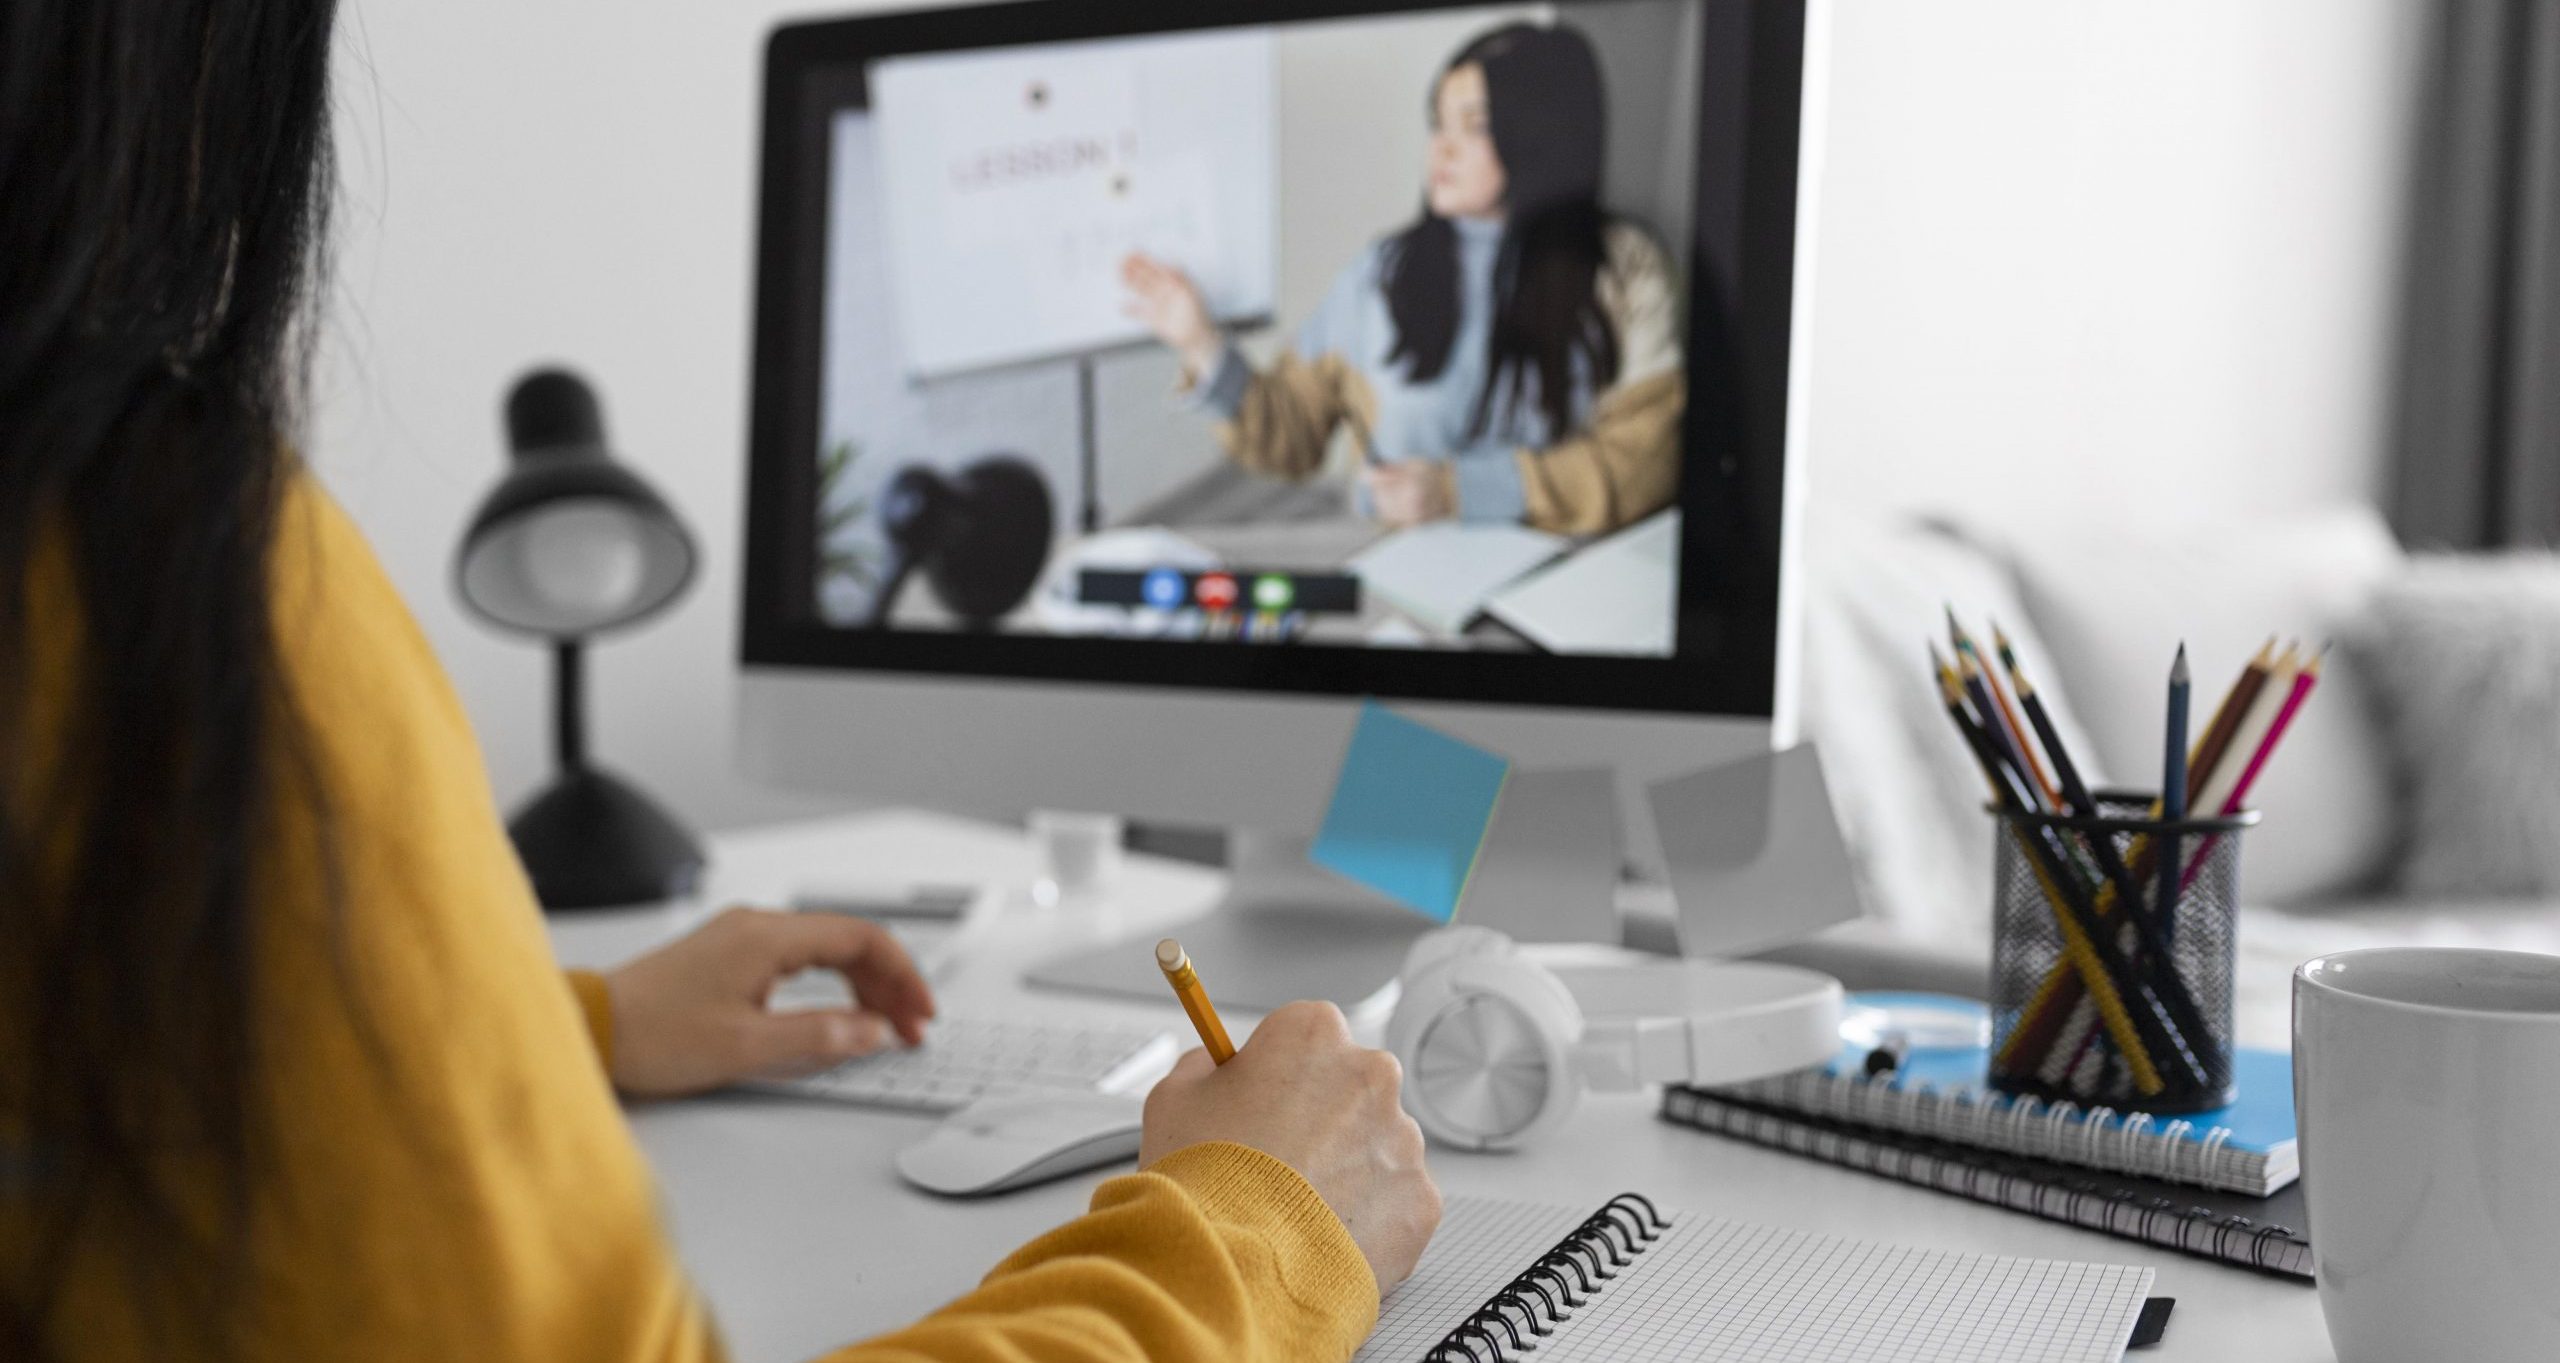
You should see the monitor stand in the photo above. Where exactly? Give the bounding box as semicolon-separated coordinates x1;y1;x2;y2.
1025;831;1428;1012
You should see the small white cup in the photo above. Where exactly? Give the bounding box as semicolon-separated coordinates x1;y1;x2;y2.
2293;947;2560;1362
1028;810;1124;908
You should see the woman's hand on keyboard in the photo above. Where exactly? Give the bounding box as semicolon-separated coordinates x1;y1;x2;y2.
601;906;938;1099
1139;1000;1442;1295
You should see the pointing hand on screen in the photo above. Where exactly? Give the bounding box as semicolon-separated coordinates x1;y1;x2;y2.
1121;252;1221;380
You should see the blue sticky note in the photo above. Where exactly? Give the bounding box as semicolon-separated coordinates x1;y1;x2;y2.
1310;703;1510;921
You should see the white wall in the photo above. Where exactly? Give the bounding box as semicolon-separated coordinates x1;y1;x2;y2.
315;0;864;834
1803;0;2422;525
313;0;2422;833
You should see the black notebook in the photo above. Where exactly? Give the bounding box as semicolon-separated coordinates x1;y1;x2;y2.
1661;1086;2313;1281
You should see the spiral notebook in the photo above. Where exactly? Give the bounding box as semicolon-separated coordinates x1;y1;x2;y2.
1356;1194;2157;1363
1710;1041;2298;1196
1662;1087;2313;1281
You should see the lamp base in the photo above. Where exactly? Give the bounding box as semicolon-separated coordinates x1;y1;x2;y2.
508;765;706;911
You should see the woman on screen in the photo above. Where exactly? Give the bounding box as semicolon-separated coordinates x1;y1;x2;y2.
1122;21;1683;536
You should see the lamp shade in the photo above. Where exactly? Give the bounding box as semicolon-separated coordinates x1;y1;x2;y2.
456;369;696;638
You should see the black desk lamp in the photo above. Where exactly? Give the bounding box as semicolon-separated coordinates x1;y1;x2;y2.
860;457;1054;628
456;368;704;910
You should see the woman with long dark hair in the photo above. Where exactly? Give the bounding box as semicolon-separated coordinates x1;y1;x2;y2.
0;4;1435;1360
1123;21;1683;535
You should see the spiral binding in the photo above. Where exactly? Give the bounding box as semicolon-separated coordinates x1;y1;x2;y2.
1733;1066;2252;1191
1421;1194;1670;1363
1659;1087;2313;1280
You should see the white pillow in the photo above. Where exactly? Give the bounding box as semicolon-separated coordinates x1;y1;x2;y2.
2342;554;2560;897
1800;508;2106;943
1992;505;2402;904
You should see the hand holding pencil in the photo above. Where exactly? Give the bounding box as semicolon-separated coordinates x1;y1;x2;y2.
1141;941;1443;1294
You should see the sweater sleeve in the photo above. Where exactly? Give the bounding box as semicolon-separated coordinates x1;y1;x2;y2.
100;477;1381;1363
1204;349;1378;481
820;1143;1379;1363
1194;252;1382;481
1514;224;1688;535
567;968;616;1068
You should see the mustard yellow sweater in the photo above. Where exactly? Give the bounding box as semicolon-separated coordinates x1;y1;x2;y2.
32;480;1378;1362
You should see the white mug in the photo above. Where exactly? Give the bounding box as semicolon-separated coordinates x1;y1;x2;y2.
2293;948;2560;1362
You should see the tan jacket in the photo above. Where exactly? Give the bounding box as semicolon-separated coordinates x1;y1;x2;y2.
1215;221;1684;535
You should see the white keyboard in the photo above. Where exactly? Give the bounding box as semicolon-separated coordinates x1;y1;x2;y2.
766;1015;1180;1113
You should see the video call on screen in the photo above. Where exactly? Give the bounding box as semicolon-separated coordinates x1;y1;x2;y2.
812;1;1704;658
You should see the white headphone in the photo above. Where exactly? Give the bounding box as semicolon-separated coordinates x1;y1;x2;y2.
1386;925;1843;1151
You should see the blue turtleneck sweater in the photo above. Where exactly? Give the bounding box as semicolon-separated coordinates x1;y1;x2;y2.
1205;215;1591;523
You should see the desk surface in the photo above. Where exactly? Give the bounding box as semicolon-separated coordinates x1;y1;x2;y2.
549;809;2335;1363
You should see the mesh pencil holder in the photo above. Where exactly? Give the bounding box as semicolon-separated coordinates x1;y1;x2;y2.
1985;791;2257;1116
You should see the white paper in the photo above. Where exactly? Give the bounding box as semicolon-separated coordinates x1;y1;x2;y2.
1361;1196;2154;1363
870;30;1276;377
1485;509;1680;656
1349;523;1568;636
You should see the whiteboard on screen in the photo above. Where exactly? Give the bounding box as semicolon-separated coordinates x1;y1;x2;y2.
868;31;1277;380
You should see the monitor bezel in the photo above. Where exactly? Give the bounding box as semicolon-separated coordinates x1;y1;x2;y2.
742;0;1807;717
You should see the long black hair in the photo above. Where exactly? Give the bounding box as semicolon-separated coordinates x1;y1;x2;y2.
1381;22;1621;441
0;1;338;1356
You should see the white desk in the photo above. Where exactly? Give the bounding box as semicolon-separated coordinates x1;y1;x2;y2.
548;809;2335;1363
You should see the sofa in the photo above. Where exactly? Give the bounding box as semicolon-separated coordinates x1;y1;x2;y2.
1776;501;2560;1052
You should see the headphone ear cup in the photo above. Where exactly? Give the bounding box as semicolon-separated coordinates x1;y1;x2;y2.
1390;935;1585;1152
1385;925;1517;1070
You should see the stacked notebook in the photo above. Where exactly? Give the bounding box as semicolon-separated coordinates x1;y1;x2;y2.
1662;1036;2310;1280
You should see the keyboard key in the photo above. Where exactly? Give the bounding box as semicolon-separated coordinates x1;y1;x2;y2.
757;1014;1178;1114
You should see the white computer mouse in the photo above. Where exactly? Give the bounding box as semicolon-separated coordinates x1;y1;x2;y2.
895;1090;1148;1197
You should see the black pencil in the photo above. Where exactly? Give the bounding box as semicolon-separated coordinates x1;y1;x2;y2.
2155;645;2191;932
1958;651;2045;810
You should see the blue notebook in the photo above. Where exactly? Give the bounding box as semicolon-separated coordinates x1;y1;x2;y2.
1711;1030;2298;1197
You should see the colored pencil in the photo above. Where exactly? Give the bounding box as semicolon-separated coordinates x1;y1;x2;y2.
2007;647;2222;1086
2154;645;2191;928
2006;659;2100;819
1994;647;2217;1098
1958;611;2061;809
2104;640;2290;915
2216;648;2321;816
1933;648;2175;1096
2001;643;2153;927
2174;649;2325;894
2183;637;2276;797
2182;644;2301;824
1992;639;2315;1101
1958;651;2044;809
2004;655;2163;947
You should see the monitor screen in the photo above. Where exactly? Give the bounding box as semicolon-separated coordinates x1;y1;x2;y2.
746;0;1803;715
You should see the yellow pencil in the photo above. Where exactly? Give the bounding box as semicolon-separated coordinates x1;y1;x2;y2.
1155;938;1236;1065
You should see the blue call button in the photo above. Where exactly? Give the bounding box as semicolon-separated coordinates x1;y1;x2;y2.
1139;568;1188;610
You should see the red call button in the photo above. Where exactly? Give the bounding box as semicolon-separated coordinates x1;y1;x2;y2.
1193;572;1240;611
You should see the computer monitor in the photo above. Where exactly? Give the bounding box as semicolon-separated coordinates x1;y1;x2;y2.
740;0;1820;1005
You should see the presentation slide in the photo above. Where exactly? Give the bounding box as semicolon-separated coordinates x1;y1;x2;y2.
870;31;1277;378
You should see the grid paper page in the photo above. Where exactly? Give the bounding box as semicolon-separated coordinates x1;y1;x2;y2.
1357;1196;2155;1363
1357;1199;1595;1360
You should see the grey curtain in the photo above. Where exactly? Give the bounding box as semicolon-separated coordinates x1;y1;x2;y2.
2392;1;2560;549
